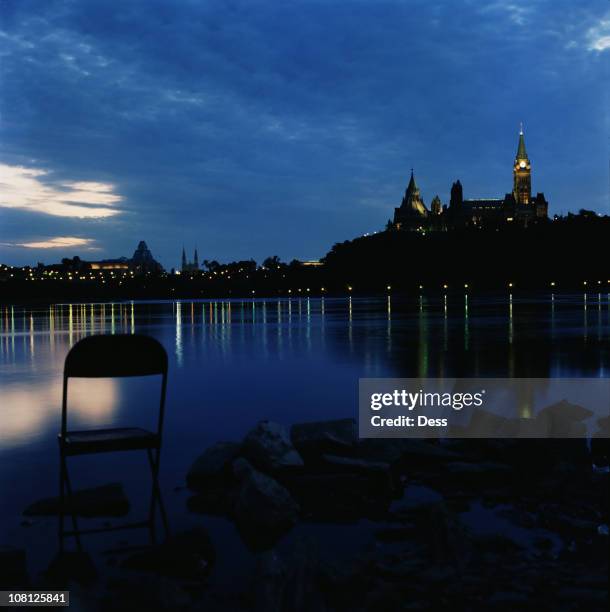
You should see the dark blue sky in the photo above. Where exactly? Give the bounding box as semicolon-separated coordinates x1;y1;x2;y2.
1;0;609;269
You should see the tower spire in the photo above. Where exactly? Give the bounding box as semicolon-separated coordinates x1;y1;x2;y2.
516;126;528;160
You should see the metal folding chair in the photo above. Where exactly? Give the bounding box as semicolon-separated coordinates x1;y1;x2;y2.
58;334;169;550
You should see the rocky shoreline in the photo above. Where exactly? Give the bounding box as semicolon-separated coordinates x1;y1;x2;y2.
3;417;608;611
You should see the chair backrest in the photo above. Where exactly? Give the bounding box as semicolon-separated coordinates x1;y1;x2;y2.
64;334;167;378
62;334;168;437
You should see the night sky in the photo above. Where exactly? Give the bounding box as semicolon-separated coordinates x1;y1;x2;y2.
1;0;609;269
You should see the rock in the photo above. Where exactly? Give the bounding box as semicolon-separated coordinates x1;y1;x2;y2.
448;408;511;437
243;421;303;472
232;458;299;549
121;527;215;580
533;400;593;439
356;439;460;468
285;471;395;522
186;441;240;490
290;419;356;461
389;485;445;517
388;485;471;566
538;399;593;422
24;483;129;518
443;461;512;488
403;440;462;459
0;547;28;588
319;454;390;473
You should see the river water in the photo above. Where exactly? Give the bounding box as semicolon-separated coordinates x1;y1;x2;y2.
0;294;608;578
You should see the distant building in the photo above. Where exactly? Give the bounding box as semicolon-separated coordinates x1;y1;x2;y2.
391;127;549;230
85;240;163;273
181;248;200;273
88;259;129;271
393;170;428;230
130;240;163;273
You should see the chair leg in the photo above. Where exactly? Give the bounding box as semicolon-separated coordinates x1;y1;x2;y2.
59;449;65;553
62;455;82;551
146;448;169;541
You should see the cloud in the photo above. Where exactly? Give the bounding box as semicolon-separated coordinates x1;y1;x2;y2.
587;18;610;51
478;2;533;27
12;236;97;249
0;163;122;218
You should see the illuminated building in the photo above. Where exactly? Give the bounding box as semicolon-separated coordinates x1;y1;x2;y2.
46;241;163;275
89;259;129;271
391;127;549;230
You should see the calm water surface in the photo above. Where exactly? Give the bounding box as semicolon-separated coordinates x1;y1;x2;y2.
1;294;608;576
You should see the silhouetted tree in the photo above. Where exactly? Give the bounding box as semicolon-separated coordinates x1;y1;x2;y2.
263;256;282;269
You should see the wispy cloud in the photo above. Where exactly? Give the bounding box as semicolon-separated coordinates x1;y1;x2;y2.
12;236;97;249
0;164;122;218
478;2;533;26
587;18;610;51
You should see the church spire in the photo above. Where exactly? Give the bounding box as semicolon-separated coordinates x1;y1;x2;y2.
193;248;199;269
181;247;187;270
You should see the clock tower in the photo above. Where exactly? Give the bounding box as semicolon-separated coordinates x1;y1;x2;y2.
513;125;531;205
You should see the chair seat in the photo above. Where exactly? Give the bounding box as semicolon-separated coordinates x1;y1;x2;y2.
59;427;159;456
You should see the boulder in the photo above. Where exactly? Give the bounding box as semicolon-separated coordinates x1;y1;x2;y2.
389;485;445;518
538;399;593;422
232;458;300;548
24;483;129;518
242;421;303;472
186;441;240;491
290;419;357;460
319;454;390;474
285;471;395;522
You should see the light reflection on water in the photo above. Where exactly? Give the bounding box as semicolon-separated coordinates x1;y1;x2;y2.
0;294;608;454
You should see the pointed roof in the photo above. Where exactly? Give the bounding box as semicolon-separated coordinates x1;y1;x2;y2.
399;169;427;217
406;169;418;196
516;125;528;160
